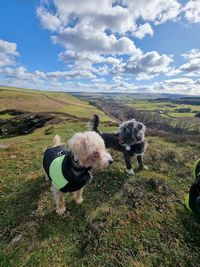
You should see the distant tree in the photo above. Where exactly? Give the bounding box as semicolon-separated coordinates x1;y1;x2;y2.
175;108;191;113
195;112;200;118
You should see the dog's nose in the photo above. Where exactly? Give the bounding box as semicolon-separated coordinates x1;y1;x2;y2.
108;160;113;165
115;133;119;138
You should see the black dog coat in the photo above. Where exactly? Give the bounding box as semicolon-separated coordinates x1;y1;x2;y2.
43;145;91;193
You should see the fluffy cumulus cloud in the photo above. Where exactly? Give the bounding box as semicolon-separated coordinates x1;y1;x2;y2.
134;23;154;39
182;48;200;60
0;39;19;67
162;48;200;78
168;49;200;77
179;58;200;75
122;51;173;79
122;0;181;25
59;50;121;65
39;0;136;33
51;23;139;55
0;66;95;81
183;0;200;23
36;6;61;31
150;77;200;95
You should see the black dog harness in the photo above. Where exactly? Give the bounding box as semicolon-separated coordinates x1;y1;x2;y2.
185;159;200;215
43;145;91;193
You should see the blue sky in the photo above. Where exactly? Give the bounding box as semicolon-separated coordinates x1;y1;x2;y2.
0;0;200;94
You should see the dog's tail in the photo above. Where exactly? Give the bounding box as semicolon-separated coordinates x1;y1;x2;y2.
91;114;100;132
52;135;61;147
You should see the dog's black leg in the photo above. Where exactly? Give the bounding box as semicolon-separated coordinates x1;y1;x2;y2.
137;154;143;168
137;154;148;170
124;151;134;175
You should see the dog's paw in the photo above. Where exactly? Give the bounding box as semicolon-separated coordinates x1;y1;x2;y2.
138;164;148;171
56;206;66;216
126;168;135;175
45;174;49;181
75;197;84;205
142;165;148;170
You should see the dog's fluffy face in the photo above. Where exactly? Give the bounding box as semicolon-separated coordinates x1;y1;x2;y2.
68;131;113;169
115;119;146;146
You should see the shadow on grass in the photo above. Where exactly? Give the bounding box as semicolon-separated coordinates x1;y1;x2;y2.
178;209;200;247
0;176;46;242
36;168;128;241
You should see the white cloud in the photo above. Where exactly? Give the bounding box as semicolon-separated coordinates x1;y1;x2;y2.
45;69;95;79
166;68;181;76
176;49;200;76
123;51;173;79
36;7;61;31
123;0;181;24
134;23;154;39
179;58;200;74
87;6;136;34
183;0;200;23
164;49;200;77
0;66;95;81
0;39;19;67
151;77;200;95
51;20;140;55
59;50;121;65
182;48;200;60
53;0;136;33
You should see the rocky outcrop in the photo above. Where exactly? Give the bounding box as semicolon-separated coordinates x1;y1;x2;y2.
0;109;54;138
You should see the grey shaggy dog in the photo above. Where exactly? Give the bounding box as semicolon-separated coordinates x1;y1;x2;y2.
92;115;148;175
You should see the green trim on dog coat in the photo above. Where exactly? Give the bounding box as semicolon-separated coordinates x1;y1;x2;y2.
49;155;68;190
185;158;200;215
185;194;193;213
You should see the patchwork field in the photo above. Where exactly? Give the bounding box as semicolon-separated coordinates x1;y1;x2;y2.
0;87;200;267
128;100;200;119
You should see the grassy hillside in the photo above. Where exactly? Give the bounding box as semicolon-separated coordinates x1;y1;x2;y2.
0;86;111;121
0;87;200;267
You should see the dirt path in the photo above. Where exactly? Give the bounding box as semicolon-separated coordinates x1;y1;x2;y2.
0;89;97;110
40;93;96;110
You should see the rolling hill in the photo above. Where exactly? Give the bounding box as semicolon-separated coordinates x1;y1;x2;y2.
0;86;111;121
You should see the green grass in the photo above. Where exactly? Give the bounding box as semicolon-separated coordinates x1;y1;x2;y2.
127;99;200;122
0;87;200;267
168;112;195;118
128;100;200;113
0;113;14;119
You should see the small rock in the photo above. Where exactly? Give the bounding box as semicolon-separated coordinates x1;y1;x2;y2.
0;144;9;149
11;234;23;244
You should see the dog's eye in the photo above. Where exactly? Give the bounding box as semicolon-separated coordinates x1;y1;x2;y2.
123;128;127;132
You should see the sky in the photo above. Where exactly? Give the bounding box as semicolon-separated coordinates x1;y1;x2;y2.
0;0;200;95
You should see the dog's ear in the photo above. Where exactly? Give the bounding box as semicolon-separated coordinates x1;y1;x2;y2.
77;137;87;158
137;123;143;131
68;134;87;159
